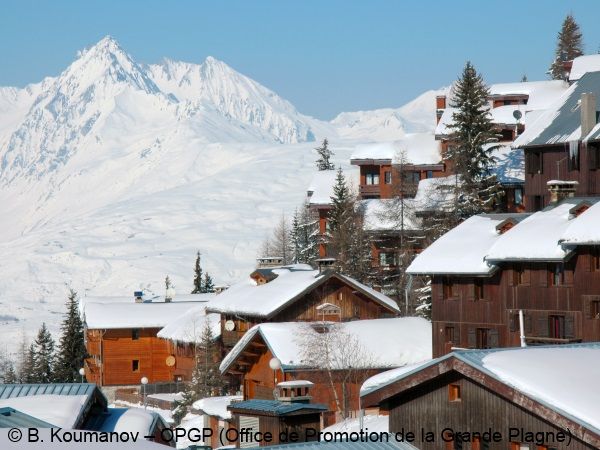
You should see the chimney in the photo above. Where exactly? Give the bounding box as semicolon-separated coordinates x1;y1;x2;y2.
315;258;336;274
581;92;597;138
547;180;579;204
256;256;283;268
134;291;143;303
276;380;314;404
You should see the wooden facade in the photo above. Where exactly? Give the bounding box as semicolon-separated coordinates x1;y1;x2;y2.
219;276;397;348
85;327;176;386
430;245;600;357
362;356;599;450
524;141;600;211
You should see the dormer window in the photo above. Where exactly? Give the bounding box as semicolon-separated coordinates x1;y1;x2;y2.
570;202;590;218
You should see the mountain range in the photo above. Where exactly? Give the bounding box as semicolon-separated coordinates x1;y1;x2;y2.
0;36;443;348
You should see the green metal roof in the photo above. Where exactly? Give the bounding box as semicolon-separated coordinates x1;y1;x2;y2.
0;407;55;428
228;399;327;416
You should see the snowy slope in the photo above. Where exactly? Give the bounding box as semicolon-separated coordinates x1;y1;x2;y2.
0;36;437;350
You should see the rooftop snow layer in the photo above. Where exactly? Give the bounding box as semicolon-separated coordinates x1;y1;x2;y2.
157;304;221;343
321;414;389;434
491;145;525;184
360;361;432;396
569;55;600;82
220;317;431;373
406;214;517;275
0;394;88;428
560;201;600;244
192;395;242;420
207;265;399;317
514;71;600;147
412;175;457;212
84;301;203;329
306;170;339;205
486;199;598;261
349;133;441;165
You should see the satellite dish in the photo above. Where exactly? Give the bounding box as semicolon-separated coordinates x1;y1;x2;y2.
512;110;522;120
224;320;236;331
165;355;176;367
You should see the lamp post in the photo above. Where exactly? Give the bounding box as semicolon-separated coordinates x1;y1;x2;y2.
141;376;149;409
269;357;282;388
79;368;85;383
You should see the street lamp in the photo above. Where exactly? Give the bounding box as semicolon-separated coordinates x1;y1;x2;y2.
269;357;282;386
141;376;149;409
79;368;85;383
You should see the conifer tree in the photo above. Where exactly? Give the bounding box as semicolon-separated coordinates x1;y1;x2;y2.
315;138;335;171
165;275;172;290
33;323;55;383
191;251;203;294
549;14;583;80
291;207;319;265
2;365;17;383
446;61;503;219
21;343;36;383
172;321;224;424
55;290;88;382
203;272;215;293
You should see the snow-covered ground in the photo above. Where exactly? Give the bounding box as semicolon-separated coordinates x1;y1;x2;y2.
0;36;438;352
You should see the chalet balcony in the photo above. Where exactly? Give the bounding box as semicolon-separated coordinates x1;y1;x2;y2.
359;184;380;198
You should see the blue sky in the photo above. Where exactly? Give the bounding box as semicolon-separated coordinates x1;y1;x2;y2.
1;1;600;119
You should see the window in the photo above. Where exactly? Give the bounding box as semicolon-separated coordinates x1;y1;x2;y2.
548;263;564;286
514;187;523;206
592;301;600;319
365;172;380;185
448;384;461;402
476;328;490;349
526;151;543;174
132;360;140;372
132;329;140;340
379;252;396;267
384;171;392;184
510;443;530;450
473;279;484;301
533;195;543;211
426;170;433;179
513;264;528;286
410;172;421;184
548;315;565;339
443;277;456;299
591;247;600;272
589;145;600;170
444;326;455;343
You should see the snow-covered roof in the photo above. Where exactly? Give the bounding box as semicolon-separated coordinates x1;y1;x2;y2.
360;342;600;435
514;71;600;147
84;301;203;329
569;55;600;82
490;145;524;184
220;317;432;373
411;175;457;212
486;198;598;262
0;394;88;428
206;265;399;318
306;170;339;205
192;395;242;420
561;200;600;244
406;214;524;275
321;414;389;434
360;198;421;232
349;133;441;165
157;304;221;343
97;407;161;435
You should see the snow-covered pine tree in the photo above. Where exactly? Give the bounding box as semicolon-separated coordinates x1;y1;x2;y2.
315;138;335;171
203;272;215;293
22;343;37;383
446;61;503;219
165;275;172;290
172;321;224;424
549;14;583;80
191;251;203;294
55;289;88;382
33;324;55;383
327;168;371;282
2;365;17;383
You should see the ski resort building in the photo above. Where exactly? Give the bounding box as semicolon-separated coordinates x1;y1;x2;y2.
407;195;600;357
219;317;431;425
82;295;212;386
206;264;401;349
360;344;600;449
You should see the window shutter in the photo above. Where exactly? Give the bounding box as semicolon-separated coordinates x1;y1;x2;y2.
523;266;531;285
565;316;575;339
587;251;594;272
539;266;548;287
584;296;592;319
565;266;574;285
467;329;476;349
436;277;444;301
508;269;514;287
467;279;475;301
489;329;499;348
509;313;517;332
455;326;461;345
537;316;549;337
525;314;533;334
590;146;598;169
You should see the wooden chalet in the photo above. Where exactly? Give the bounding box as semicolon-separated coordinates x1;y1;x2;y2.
513;72;600;211
407;192;600;358
206;265;401;349
83;296;209;386
361;344;600;449
219;317;431;424
227;382;327;448
188;395;242;449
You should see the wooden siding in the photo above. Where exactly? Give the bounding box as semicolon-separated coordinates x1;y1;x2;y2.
386;371;595;449
85;328;175;386
431;247;600;357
